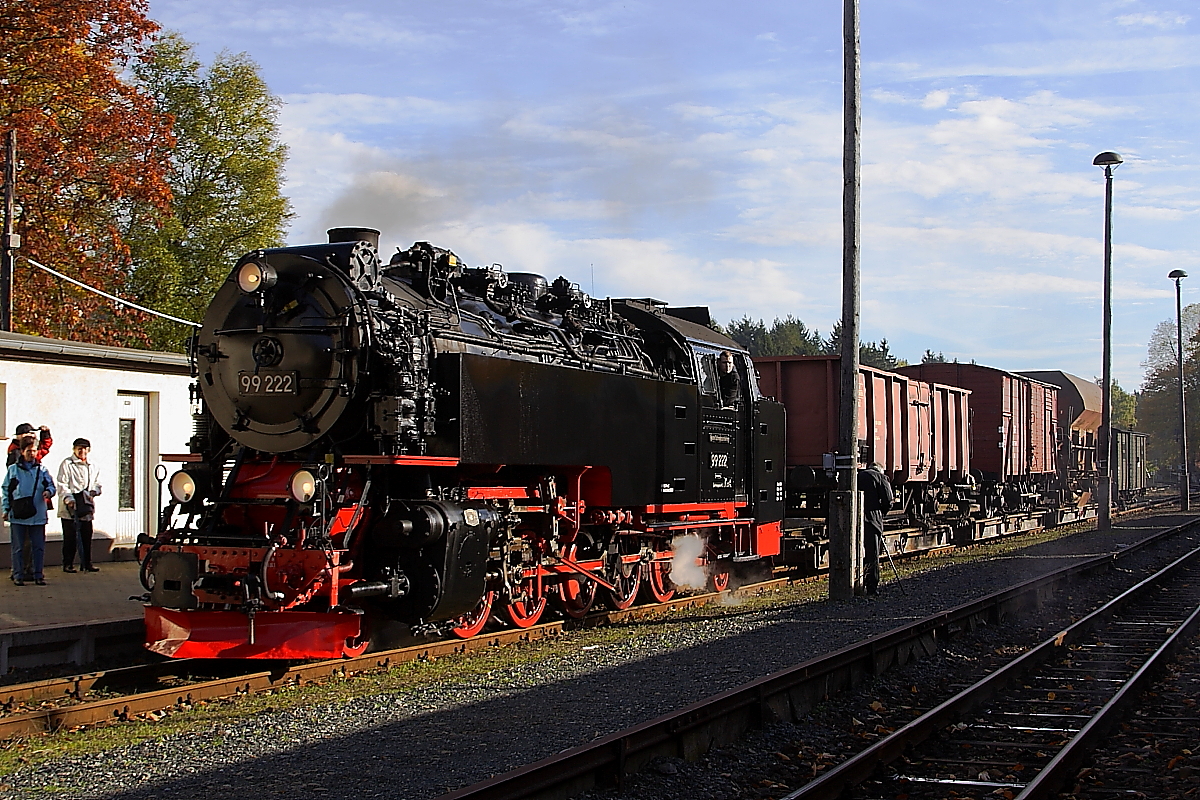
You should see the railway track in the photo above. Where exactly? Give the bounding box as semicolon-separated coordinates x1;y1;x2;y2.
1064;634;1200;797
0;495;1181;742
1;492;1172;681
0;578;788;739
434;515;1200;800
780;543;1200;799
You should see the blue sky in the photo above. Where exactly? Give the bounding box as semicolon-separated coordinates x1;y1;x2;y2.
149;0;1200;388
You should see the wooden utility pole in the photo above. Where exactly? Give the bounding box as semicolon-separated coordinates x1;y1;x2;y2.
829;0;863;600
1;130;17;331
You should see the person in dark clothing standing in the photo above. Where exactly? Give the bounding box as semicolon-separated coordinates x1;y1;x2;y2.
858;462;894;596
57;438;103;572
717;351;743;409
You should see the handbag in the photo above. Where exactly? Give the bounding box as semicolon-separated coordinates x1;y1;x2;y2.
72;490;94;520
11;495;36;520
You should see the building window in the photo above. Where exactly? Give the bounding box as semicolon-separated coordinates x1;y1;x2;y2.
119;418;136;509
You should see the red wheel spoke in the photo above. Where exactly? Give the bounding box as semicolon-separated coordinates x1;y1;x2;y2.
605;561;641;610
503;575;547;628
554;544;597;619
641;560;675;603
708;569;730;593
450;590;495;639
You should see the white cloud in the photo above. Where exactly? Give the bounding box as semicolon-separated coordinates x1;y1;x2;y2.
152;1;443;51
920;90;951;109
1115;12;1190;28
280;93;473;130
875;35;1200;79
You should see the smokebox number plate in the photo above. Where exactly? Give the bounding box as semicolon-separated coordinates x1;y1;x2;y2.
238;370;299;395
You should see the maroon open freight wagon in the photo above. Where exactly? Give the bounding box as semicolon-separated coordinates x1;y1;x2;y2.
753;356;970;488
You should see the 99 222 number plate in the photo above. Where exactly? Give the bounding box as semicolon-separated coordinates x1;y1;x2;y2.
238;371;299;395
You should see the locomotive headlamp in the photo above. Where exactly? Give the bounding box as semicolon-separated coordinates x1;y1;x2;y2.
288;469;319;503
169;470;198;504
236;261;278;293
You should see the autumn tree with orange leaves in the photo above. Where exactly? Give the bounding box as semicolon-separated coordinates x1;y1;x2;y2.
0;0;172;344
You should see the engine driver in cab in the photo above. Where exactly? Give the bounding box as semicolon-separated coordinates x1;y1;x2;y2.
717;350;743;409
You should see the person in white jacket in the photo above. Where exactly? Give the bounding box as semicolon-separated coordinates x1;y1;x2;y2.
57;438;103;573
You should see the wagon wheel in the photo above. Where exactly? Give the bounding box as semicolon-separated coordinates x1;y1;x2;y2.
605;558;641;610
640;560;675;603
553;544;598;619
502;573;547;628
707;568;730;593
449;590;495;639
342;634;370;658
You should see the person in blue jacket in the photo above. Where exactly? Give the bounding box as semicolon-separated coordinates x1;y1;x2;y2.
3;434;57;586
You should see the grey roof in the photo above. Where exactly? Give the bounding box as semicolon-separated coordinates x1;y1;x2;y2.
0;331;191;375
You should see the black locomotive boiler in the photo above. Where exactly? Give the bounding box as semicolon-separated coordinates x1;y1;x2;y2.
142;227;786;658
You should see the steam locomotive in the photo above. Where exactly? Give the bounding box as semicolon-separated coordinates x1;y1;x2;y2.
142;228;786;658
140;227;1148;660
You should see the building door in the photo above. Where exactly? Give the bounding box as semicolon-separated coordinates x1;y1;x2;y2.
115;393;150;544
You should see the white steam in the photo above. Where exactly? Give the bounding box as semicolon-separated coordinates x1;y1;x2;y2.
669;534;708;590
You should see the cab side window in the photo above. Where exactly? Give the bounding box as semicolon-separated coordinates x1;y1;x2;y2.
697;353;718;397
731;352;757;401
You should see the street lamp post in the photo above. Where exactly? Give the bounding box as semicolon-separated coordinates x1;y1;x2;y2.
1094;151;1122;532
1170;269;1190;510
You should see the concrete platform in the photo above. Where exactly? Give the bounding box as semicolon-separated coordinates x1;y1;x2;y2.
0;560;142;631
1;562;146;675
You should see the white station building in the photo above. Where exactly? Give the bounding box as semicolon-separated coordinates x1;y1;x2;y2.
0;331;193;567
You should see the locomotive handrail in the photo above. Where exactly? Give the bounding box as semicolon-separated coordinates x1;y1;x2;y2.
212;325;346;335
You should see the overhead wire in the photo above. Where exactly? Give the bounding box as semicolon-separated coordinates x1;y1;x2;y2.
22;255;200;327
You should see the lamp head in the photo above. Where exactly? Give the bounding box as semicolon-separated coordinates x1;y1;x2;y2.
1170;269;1188;280
1093;151;1123;168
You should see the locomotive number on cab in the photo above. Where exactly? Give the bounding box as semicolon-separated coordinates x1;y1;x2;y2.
238;371;299;395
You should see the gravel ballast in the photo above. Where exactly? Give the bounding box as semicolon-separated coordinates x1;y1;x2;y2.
1;513;1197;800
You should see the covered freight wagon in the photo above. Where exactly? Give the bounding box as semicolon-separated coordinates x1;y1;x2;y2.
1111;427;1149;502
753;356;970;517
1020;370;1147;502
1020;370;1101;495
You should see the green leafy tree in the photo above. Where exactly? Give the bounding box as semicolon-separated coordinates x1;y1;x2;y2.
126;34;291;349
1144;303;1200;375
1109;379;1138;430
765;315;824;356
725;316;769;354
1139;324;1200;471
